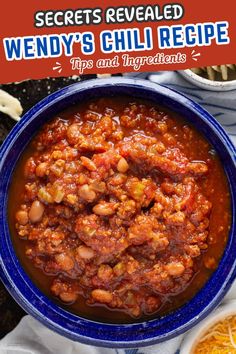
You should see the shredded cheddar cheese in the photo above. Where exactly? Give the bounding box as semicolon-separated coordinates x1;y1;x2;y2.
194;315;236;353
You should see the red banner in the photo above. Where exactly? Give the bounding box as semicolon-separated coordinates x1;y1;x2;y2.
0;0;235;83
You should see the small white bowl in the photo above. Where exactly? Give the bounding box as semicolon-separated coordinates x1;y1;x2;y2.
179;69;236;92
180;300;236;353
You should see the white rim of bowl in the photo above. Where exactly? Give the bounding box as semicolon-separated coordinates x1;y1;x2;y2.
179;69;236;91
180;300;236;353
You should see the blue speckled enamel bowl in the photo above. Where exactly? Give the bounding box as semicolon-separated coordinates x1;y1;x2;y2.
0;78;235;348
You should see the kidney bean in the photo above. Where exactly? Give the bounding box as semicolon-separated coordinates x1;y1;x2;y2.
81;156;97;171
77;246;94;260
29;200;44;223
93;202;116;216
78;184;96;202
165;262;185;276
117;157;129;173
91;289;113;303
55;253;74;271
59;291;78;303
16;210;28;225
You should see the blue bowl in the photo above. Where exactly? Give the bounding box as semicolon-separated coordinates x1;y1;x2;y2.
0;78;235;348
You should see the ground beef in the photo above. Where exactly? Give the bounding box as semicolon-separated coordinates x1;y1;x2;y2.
12;97;229;318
